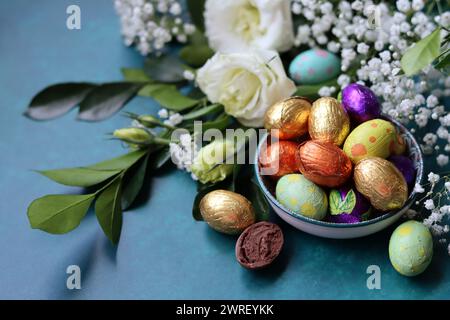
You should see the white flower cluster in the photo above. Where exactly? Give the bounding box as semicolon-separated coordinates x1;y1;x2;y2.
414;173;450;253
169;133;200;180
291;0;450;166
114;0;195;55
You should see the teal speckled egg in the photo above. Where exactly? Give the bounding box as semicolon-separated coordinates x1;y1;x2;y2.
389;221;433;277
289;49;341;85
275;174;328;220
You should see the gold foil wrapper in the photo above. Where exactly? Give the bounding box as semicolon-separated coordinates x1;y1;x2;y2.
309;97;350;146
199;190;256;235
264;97;311;140
354;157;408;211
297;140;352;188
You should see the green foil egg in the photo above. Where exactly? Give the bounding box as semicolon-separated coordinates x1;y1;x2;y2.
343;119;397;163
389;221;433;277
288;49;341;85
275;174;328;220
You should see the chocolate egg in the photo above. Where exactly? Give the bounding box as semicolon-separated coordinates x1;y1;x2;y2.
388;155;416;188
297;141;352;188
258;140;299;179
289;49;341;84
199;190;255;235
276;174;328;220
341;83;381;123
309;97;350;146
328;185;371;224
235;222;284;269
389;221;433;277
392;133;406;155
354;157;408;211
343;119;397;163
264;97;311;140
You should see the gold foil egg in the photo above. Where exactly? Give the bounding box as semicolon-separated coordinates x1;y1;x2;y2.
199;190;256;235
354;157;408;211
264;97;311;140
308;97;350;146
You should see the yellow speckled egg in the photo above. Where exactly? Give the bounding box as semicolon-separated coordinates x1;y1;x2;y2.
343;119;397;163
275;174;328;220
389;221;433;277
264;97;311;140
354;157;408;211
199;190;255;235
308;97;350;146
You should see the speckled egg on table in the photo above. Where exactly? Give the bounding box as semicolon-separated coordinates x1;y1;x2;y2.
275;174;328;221
289;49;341;85
389;221;433;277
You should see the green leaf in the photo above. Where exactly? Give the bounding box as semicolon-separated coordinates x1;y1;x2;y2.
87;149;148;171
144;55;186;83
185;114;231;131
182;104;222;120
179;44;214;67
338;190;356;213
37;168;121;187
121;154;149;210
139;83;199;111
78;82;143;121
250;178;270;222
24;83;96;120
149;147;171;170
186;0;206;32
121;68;152;82
329;190;342;215
95;175;123;244
401;27;441;76
27;194;95;234
434;50;450;71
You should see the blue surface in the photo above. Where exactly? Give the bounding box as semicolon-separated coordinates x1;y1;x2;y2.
0;0;449;299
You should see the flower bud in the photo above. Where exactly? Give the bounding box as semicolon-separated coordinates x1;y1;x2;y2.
191;139;235;184
113;128;153;145
137;115;161;128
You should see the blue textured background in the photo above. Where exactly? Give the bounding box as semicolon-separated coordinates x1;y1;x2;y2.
0;0;449;299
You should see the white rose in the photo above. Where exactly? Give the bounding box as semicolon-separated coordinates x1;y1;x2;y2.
204;0;294;53
196;50;296;127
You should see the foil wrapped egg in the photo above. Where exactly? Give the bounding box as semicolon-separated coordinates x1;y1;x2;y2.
391;133;406;155
343;119;397;163
341;83;381;123
199;190;255;235
276;174;328;220
264;97;311;140
258;140;299;179
308;97;350;146
328;185;372;224
389;221;433;277
354;157;408;211
296;140;352;188
388;155;416;188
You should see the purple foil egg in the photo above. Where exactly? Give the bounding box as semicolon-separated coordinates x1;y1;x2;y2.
341;83;381;123
328;185;372;224
388;155;415;188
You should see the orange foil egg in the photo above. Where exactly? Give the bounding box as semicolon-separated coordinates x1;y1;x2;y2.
296;140;352;188
264;97;311;140
259;140;299;179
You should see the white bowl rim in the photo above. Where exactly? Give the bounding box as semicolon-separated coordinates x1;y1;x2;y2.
254;115;424;229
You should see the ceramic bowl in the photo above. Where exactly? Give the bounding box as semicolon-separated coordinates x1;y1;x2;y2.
254;115;423;239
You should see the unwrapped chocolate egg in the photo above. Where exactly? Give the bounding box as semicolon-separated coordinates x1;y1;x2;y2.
309;97;350;146
199;190;255;235
259;140;299;179
388;155;415;188
289;49;341;84
264;97;311;140
389;221;433;277
276;174;328;220
343;119;397;163
354;157;408;211
342;83;381;123
296;141;352;188
328;185;371;224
